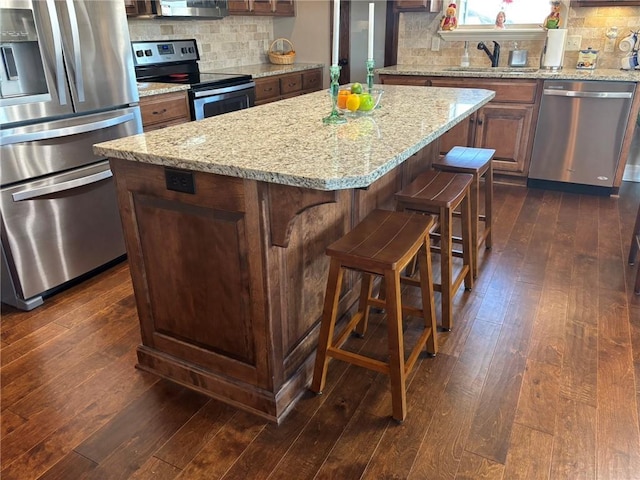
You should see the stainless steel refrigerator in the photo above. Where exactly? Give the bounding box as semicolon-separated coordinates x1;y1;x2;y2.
0;0;143;310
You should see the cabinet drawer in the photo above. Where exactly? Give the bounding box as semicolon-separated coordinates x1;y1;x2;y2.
380;75;430;86
255;77;280;101
140;91;190;127
429;78;538;104
279;73;302;94
302;70;322;91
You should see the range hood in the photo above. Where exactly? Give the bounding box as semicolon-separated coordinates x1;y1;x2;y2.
158;0;228;18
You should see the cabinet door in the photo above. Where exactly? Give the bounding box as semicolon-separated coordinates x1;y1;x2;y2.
394;0;442;12
474;104;534;175
228;0;251;13
302;69;322;92
439;113;476;155
124;0;154;16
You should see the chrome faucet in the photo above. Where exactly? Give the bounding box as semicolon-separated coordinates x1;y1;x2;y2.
477;41;501;67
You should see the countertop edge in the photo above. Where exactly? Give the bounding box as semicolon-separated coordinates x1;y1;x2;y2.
376;65;640;82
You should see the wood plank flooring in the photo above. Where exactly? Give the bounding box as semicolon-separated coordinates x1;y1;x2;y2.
2;182;640;480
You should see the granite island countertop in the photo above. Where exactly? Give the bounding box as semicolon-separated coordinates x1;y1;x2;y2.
376;65;640;82
95;84;495;191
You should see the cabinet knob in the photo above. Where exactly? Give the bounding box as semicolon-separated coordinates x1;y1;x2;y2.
152;108;167;115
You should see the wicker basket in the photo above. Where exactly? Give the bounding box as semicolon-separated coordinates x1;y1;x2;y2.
268;38;296;65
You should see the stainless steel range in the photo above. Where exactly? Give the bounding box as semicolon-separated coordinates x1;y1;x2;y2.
132;39;255;120
0;0;142;310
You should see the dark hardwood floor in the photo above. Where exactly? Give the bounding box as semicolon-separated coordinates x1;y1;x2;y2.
2;181;640;480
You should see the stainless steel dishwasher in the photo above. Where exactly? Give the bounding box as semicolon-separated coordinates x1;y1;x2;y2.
528;80;635;193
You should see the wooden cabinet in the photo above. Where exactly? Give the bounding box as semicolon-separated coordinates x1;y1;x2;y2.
381;74;540;177
124;0;155;16
229;0;295;16
428;77;538;176
393;0;442;12
254;68;322;106
140;91;191;131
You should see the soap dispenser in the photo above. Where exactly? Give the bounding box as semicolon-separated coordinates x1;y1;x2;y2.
461;41;470;67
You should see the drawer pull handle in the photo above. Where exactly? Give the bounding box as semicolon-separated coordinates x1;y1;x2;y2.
152;108;167;115
265;87;273;92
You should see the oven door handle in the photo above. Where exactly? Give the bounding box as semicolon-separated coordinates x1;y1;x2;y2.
192;82;255;98
0;112;135;146
12;170;113;202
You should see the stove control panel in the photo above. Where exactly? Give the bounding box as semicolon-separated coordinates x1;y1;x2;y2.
131;40;199;66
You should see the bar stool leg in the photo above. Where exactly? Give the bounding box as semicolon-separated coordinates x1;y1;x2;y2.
469;174;480;278
485;162;493;249
384;268;407;422
354;273;374;337
417;237;438;356
439;205;453;331
461;193;474;291
311;258;344;395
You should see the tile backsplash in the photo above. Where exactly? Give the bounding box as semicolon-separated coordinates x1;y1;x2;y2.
128;16;274;70
398;6;640;70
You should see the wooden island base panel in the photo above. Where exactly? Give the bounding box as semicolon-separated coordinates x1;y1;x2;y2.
98;84;495;422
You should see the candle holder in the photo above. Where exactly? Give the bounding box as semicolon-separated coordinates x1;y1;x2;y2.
366;59;375;92
323;65;347;125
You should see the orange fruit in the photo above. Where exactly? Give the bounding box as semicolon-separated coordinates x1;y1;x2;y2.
337;89;350;109
346;94;360;112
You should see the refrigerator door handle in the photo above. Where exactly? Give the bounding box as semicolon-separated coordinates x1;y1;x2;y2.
64;0;84;102
47;0;67;106
543;89;634;99
12;169;113;202
0;112;135;146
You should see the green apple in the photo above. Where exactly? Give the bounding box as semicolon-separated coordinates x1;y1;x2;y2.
350;82;363;94
358;93;375;111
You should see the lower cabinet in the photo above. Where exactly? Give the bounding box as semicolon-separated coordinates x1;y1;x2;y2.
139;91;191;131
380;74;541;177
254;68;322;105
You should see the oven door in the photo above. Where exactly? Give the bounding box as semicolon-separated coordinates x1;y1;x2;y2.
190;82;255;120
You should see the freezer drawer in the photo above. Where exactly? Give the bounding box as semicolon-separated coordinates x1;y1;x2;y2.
1;161;125;309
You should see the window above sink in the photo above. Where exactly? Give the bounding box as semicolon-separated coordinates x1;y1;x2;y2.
438;0;568;42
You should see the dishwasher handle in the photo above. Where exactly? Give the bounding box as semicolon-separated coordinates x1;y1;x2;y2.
543;88;634;99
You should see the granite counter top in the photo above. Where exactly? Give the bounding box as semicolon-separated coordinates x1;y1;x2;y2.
136;64;324;99
95;85;494;191
376;65;640;82
211;62;324;79
137;82;190;98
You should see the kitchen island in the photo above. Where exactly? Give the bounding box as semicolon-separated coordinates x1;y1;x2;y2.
94;84;495;422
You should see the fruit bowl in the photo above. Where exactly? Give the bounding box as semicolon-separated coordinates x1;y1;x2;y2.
334;85;384;117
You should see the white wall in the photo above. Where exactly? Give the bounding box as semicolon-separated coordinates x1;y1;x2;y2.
349;0;386;84
274;1;331;88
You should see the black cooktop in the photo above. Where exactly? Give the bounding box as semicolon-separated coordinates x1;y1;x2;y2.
133;40;252;91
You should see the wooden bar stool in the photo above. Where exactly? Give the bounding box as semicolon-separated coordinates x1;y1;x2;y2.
311;209;438;422
629;201;640;295
432;146;495;278
395;170;474;331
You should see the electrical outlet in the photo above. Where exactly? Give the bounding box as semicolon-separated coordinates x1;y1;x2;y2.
566;35;582;51
431;36;440;52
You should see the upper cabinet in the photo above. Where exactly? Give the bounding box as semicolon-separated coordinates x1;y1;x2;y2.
124;0;155;16
229;0;295;16
393;0;442;12
571;0;640;5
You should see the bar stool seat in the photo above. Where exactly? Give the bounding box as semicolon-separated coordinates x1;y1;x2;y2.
311;209;438;422
395;170;474;331
432;146;495;278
